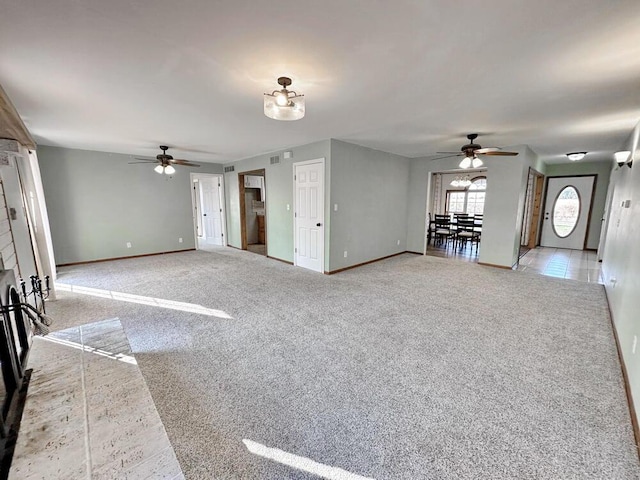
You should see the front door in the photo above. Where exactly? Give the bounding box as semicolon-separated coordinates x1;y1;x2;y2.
199;176;224;246
294;160;324;273
540;176;595;250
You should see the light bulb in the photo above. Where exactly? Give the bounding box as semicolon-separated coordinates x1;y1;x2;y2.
459;157;472;169
276;91;289;106
164;165;176;175
450;178;460;187
472;157;483;168
154;165;164;174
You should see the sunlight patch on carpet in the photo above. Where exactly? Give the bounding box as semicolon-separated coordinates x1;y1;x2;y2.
243;439;375;480
56;282;234;319
41;335;138;364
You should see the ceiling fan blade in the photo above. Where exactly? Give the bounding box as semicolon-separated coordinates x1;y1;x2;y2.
436;151;462;154
429;153;464;161
129;160;158;164
474;147;500;154
481;151;519;156
171;159;201;167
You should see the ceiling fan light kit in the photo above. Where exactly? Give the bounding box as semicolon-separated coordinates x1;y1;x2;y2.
459;157;472;169
566;152;587;161
264;77;305;121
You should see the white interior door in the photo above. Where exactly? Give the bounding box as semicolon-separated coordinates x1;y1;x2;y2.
294;160;324;273
540;176;595;249
193;175;225;247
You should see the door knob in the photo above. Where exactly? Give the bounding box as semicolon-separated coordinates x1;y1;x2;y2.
203;213;207;216
316;223;322;227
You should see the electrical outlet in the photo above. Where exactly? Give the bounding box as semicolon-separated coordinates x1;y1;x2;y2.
344;251;348;258
126;242;132;248
334;204;338;211
633;336;637;354
397;240;400;246
286;204;290;211
179;237;183;243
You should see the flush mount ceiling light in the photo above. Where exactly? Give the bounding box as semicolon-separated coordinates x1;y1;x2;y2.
264;77;305;121
614;150;632;168
566;152;587;161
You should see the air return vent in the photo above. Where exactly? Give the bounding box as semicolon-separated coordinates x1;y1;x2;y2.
270;155;280;165
224;165;235;173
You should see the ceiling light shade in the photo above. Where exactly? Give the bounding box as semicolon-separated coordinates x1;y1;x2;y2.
471;157;483;168
614;150;632;168
459;156;472;169
450;178;460;187
264;77;305;121
460;176;472;187
154;165;164;174
566;152;587;161
164;165;176;175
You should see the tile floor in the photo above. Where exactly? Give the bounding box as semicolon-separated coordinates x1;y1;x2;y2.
10;318;184;480
515;247;603;284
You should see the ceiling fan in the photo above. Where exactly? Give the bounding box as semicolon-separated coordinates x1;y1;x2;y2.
129;145;201;174
432;133;518;168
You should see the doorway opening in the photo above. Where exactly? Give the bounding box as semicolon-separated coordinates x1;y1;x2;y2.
425;170;487;263
238;169;266;256
191;173;226;249
519;168;544;258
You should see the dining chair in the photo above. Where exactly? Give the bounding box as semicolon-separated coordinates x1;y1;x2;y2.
455;218;481;252
434;214;455;247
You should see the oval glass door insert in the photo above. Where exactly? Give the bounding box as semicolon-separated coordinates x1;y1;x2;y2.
553;186;580;238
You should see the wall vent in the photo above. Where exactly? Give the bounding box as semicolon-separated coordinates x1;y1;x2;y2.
270;155;280;165
224;165;235;173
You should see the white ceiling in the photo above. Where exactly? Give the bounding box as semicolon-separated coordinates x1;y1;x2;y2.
1;0;639;165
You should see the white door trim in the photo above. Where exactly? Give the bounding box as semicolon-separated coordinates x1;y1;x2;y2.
293;157;325;272
190;173;227;249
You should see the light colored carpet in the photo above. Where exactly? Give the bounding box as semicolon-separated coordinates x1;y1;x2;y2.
47;248;639;479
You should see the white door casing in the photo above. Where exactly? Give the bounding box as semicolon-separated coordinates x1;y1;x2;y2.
294;159;324;273
191;173;226;248
540;176;595;250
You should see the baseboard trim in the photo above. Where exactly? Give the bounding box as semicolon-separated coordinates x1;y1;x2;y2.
57;249;196;267
267;256;293;265
604;288;640;457
405;251;423;255
325;251;409;275
226;245;242;250
477;262;513;270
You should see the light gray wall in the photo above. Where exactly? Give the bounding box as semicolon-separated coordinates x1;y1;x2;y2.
543;161;612;250
407;146;537;267
38;145;223;264
601;119;640;422
328;139;411;271
223;140;331;266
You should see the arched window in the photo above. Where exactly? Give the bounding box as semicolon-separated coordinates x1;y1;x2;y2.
445;176;487;215
466;177;486;215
